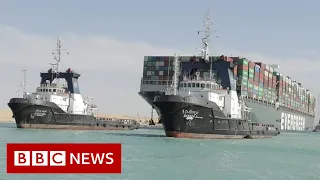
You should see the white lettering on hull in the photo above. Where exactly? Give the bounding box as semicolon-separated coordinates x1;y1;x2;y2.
34;109;47;117
182;110;203;121
280;112;305;131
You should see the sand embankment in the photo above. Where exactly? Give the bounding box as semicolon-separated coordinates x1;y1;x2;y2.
0;109;14;122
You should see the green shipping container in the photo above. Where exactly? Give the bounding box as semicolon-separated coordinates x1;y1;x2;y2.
259;87;264;92
248;73;254;79
248;83;254;89
239;79;248;86
273;71;279;76
248;68;254;79
238;58;249;66
238;69;248;77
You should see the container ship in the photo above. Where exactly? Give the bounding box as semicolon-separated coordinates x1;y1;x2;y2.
138;12;316;133
8;38;140;130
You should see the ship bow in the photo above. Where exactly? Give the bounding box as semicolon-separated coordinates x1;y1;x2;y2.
153;95;213;138
7;98;30;125
8;98;55;128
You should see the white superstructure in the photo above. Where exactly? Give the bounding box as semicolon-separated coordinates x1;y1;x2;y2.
22;38;98;116
164;10;252;120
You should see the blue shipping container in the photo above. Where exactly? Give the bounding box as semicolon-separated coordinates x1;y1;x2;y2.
254;66;260;72
264;89;268;93
159;57;164;61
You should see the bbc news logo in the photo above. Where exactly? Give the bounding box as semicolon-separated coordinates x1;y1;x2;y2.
6;143;121;173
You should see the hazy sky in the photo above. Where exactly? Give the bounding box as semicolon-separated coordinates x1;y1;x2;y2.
0;0;319;117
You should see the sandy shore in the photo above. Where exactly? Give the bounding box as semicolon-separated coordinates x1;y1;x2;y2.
0;109;14;122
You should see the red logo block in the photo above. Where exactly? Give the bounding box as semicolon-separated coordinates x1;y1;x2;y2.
6;143;121;174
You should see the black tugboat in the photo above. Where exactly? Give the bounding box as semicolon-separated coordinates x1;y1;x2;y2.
8;38;139;130
152;12;279;139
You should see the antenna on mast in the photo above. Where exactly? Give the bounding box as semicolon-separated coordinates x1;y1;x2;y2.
16;69;27;98
172;53;180;95
51;37;69;86
197;9;212;62
197;9;213;80
22;69;27;96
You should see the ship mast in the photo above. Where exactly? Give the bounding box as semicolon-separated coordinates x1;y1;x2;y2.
172;53;180;95
197;10;213;80
22;69;27;97
51;37;69;87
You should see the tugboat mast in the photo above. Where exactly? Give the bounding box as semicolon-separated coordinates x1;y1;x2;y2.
22;69;27;97
51;37;69;87
197;9;213;80
172;53;180;95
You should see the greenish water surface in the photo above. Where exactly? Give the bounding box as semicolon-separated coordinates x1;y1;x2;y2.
0;122;319;180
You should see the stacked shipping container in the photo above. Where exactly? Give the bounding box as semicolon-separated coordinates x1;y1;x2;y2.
143;56;174;83
141;55;316;116
232;57;315;116
236;58;249;97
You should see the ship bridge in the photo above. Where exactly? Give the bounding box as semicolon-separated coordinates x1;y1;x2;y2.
36;83;68;95
180;59;237;91
179;80;221;90
40;68;81;94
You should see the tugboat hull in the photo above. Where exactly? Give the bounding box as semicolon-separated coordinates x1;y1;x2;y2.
153;95;279;139
8;98;139;130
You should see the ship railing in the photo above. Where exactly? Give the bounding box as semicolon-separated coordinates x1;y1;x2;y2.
177;88;226;93
141;78;172;86
99;118;138;124
215;116;242;121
